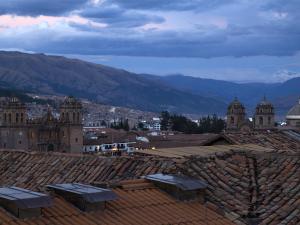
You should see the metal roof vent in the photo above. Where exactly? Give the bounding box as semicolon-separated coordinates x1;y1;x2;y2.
0;187;52;219
145;173;207;202
46;183;117;212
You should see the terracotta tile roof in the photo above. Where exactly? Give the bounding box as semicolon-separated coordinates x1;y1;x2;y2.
147;133;221;149
0;150;178;191
0;143;299;225
182;150;300;225
224;130;300;152
0;179;234;225
135;144;274;158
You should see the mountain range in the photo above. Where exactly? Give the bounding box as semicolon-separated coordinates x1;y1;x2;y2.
0;51;298;117
153;74;300;117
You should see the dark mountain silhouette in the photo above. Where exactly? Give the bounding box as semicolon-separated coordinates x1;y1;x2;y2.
0;51;226;115
153;74;299;117
0;51;298;117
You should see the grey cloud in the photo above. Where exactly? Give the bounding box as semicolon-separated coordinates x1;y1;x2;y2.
262;0;300;13
110;0;235;11
79;5;165;27
0;0;88;16
0;0;299;58
3;25;298;58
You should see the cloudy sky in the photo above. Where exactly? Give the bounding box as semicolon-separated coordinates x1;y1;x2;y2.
0;0;300;83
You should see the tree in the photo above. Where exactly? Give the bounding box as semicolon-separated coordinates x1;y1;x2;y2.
170;114;198;133
160;111;171;131
198;114;225;133
138;122;144;129
123;119;130;131
101;120;107;127
111;118;130;131
159;111;225;134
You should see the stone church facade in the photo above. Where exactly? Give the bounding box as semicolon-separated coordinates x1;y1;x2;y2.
0;96;83;152
226;97;275;131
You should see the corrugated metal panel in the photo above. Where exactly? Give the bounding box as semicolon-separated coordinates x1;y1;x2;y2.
145;173;207;191
46;183;117;202
0;186;52;209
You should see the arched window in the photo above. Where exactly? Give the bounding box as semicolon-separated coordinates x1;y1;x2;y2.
20;113;24;123
4;113;6;122
230;116;234;124
268;116;271;125
8;113;11;123
259;117;263;125
16;113;19;123
73;112;76;122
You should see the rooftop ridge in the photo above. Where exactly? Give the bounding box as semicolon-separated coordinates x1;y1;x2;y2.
182;150;300;224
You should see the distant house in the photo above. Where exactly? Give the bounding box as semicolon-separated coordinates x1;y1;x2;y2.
83;140;135;154
83;130;137;154
139;117;161;131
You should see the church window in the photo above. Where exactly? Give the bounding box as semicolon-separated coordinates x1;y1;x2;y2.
75;137;78;143
21;113;24;123
16;113;19;123
4;113;6;122
268;116;271;125
18;141;22;145
77;112;80;122
259;117;263;125
8;114;11;123
73;112;76;122
230;116;234;124
66;112;69;121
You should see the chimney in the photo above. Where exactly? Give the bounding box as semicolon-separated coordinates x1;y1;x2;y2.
46;183;117;212
145;173;207;202
0;187;52;219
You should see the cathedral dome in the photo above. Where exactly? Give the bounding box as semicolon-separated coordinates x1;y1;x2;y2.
286;98;300;119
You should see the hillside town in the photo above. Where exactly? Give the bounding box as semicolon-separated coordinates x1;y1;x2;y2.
0;95;299;224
